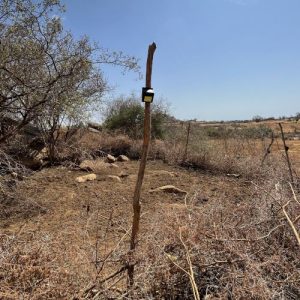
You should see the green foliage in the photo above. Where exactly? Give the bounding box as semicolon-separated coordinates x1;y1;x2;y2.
0;0;140;145
200;124;273;139
237;125;273;138
103;95;170;139
203;126;229;138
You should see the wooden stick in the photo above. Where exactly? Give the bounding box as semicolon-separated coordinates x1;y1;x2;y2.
278;123;294;186
183;121;191;162
283;186;300;248
128;42;156;285
261;131;274;166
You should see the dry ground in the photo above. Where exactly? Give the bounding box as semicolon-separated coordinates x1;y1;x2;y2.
0;159;256;299
1;120;300;299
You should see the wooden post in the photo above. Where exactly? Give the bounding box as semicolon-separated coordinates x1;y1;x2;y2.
183;121;191;162
279;123;294;186
128;42;156;285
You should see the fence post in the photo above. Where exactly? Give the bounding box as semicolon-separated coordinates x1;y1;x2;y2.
278;123;294;186
128;42;156;285
183;121;191;162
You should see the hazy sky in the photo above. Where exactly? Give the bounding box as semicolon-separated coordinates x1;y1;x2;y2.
62;0;300;121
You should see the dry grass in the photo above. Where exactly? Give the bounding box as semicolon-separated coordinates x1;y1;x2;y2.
130;181;300;299
1;120;300;299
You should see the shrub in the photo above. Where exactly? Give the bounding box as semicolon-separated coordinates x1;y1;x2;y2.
103;95;171;139
252;115;263;122
236;125;273;139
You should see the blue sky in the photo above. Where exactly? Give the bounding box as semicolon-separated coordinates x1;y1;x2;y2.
62;0;300;121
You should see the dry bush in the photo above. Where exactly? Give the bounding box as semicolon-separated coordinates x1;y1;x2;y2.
67;124;295;185
1;122;299;299
156;122;295;180
0;206;131;299
0;149;48;227
0;149;29;177
58;130;166;163
130;181;300;299
1;179;299;299
0;228;88;299
59;130;132;162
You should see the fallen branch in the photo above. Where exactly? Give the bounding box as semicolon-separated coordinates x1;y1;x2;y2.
282;185;300;247
165;228;200;300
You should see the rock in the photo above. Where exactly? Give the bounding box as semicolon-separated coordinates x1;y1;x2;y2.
28;146;47;159
119;171;129;178
79;160;94;172
35;147;48;160
88;127;101;133
87;122;102;131
106;154;116;163
11;172;18;178
107;175;121;183
79;159;117;172
76;174;97;183
149;185;187;195
226;173;241;178
117;155;129;162
10;172;24;180
107;163;119;169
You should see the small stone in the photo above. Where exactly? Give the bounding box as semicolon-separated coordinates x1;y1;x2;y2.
79;159;115;172
106;154;116;163
107;163;119;169
79;160;94;172
117;155;129;162
119;171;129;178
149;185;187;195
88;127;101;133
11;172;18;178
76;174;97;183
226;173;241;178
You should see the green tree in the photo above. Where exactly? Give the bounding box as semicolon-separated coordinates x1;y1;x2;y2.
103;95;171;139
0;0;140;146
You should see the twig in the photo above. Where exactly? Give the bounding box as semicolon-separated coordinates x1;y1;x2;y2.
82;266;128;298
282;206;300;247
278;123;294;186
282;185;300;247
289;182;300;205
215;224;284;242
165;228;200;300
96;226;131;277
99;265;128;285
179;229;200;300
261;131;274;166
